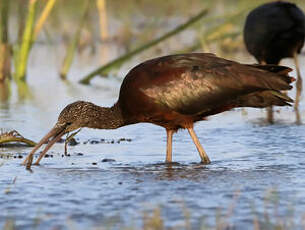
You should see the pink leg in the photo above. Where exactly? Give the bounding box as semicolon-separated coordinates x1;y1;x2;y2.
187;127;210;164
166;129;174;163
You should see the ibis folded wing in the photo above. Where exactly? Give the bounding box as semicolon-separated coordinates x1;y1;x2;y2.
138;54;293;115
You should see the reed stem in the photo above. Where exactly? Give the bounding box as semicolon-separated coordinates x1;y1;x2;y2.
0;0;11;82
96;0;109;41
17;0;26;44
33;0;57;41
14;0;38;82
59;1;90;80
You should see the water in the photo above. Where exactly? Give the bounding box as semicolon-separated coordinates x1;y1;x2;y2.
3;109;305;230
1;41;305;230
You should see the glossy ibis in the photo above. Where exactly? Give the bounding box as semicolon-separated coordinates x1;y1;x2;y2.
244;1;305;124
23;53;294;166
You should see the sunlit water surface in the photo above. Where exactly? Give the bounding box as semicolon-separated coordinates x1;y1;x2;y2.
1;47;305;229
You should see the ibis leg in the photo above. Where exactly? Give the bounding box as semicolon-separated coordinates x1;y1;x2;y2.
266;106;274;124
166;129;174;163
187;127;210;164
259;60;274;124
294;52;302;125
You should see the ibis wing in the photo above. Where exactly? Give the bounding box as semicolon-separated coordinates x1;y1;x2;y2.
139;54;292;115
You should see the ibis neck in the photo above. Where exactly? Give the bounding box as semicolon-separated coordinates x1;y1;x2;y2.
87;103;125;129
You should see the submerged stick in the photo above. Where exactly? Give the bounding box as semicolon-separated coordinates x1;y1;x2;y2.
79;9;208;84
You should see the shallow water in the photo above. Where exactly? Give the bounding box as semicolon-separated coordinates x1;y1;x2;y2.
1;44;305;229
3;107;305;230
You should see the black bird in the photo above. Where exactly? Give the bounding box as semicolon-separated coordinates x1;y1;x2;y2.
244;1;305;124
23;53;294;166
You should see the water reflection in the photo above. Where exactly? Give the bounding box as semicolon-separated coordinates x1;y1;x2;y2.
0;81;10;102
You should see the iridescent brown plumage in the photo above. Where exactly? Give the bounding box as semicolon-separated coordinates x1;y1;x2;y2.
23;53;294;166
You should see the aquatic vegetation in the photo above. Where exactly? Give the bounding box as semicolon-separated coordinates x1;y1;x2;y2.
33;0;57;41
0;130;36;146
0;0;11;82
14;0;56;82
60;1;90;80
96;0;109;41
13;0;38;82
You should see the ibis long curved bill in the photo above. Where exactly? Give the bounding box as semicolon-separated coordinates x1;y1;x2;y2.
22;125;67;166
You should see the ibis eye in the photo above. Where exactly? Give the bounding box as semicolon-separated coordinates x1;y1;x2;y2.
66;122;72;126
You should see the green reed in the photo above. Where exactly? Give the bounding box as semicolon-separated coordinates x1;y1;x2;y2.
0;0;11;82
14;0;38;82
14;0;56;83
